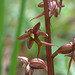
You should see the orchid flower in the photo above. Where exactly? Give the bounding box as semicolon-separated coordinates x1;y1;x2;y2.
17;22;57;57
17;56;48;75
52;36;75;75
31;0;65;20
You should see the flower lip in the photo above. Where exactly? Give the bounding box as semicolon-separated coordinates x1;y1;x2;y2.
26;64;30;73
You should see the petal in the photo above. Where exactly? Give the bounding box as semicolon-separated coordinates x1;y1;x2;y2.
59;0;62;14
25;28;33;33
37;31;48;37
30;58;48;71
17;56;28;64
57;1;65;7
52;44;73;58
26;64;30;73
72;36;75;49
38;2;44;8
61;3;65;7
72;50;75;61
27;38;34;49
33;22;40;33
17;34;30;40
54;9;58;17
31;12;44;21
67;58;72;75
40;41;58;47
72;36;75;44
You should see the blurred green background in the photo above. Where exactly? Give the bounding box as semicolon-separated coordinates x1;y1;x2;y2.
0;0;75;75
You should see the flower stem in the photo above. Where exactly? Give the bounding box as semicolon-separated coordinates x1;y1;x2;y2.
43;0;54;75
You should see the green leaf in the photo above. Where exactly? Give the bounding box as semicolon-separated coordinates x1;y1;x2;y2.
8;0;26;75
0;1;6;75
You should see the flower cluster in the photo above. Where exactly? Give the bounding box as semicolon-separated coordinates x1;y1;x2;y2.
18;22;57;57
17;56;48;75
52;36;75;75
31;0;65;20
16;0;74;75
17;22;57;75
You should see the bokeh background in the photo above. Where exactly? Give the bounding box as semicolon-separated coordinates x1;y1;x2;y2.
0;0;75;75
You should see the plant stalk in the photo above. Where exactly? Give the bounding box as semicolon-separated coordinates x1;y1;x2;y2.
43;0;54;75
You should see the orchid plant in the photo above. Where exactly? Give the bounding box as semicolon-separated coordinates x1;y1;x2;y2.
17;0;74;75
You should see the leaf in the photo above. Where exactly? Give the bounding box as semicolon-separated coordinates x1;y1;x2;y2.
17;34;30;40
27;38;34;49
30;58;48;71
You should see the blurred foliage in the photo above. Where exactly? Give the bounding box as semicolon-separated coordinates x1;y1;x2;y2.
0;0;6;75
0;0;75;75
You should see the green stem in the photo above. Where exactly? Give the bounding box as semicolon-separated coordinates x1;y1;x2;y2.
9;0;26;75
43;0;54;75
0;1;6;75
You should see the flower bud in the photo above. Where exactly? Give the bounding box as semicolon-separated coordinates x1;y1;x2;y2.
52;44;73;58
30;58;48;71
